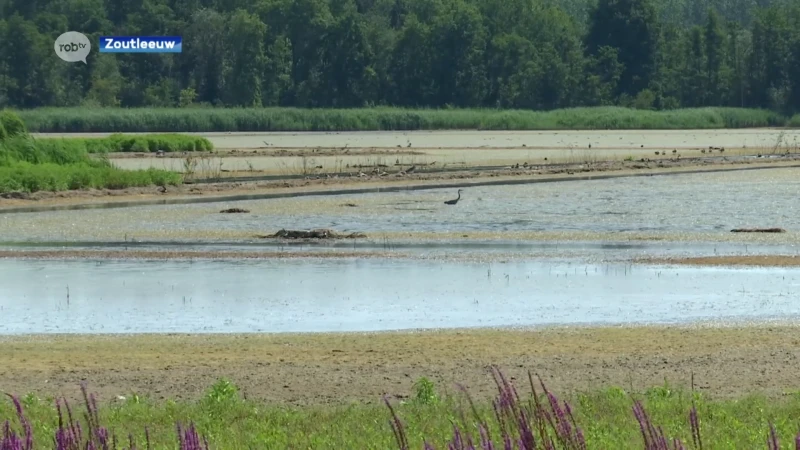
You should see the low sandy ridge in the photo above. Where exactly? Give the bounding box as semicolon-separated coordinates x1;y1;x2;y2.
2;154;799;211
1;327;799;405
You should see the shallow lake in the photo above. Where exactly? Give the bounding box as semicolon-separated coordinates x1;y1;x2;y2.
2;258;800;334
1;168;797;242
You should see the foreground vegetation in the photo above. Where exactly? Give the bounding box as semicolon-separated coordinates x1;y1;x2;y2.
3;371;800;449
0;111;183;194
15;106;794;133
2;0;800;113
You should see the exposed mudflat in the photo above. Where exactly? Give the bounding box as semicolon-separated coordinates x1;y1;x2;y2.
32;128;800;150
2;327;800;405
2;156;797;211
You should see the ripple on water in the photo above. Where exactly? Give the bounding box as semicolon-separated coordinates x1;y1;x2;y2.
0;168;797;242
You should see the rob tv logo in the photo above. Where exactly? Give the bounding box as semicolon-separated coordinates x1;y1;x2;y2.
54;31;91;64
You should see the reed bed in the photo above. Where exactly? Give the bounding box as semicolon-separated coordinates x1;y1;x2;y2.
14;107;790;133
0;111;183;193
3;369;800;449
35;134;214;154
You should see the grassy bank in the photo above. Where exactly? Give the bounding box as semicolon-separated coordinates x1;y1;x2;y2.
14;106;791;133
0;111;183;194
2;373;800;449
36;133;213;154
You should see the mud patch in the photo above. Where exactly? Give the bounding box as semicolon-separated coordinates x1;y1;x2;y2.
1;327;799;405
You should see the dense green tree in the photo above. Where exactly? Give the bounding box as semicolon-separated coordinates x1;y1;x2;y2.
0;0;798;112
586;0;661;98
223;9;267;106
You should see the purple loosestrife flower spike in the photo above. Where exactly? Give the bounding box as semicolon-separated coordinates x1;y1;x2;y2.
2;419;24;450
383;396;408;450
768;423;779;450
478;424;494;450
690;404;702;450
4;395;32;450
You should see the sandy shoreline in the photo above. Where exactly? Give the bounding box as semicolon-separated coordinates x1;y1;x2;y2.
1;326;799;405
4;249;800;266
0;249;402;260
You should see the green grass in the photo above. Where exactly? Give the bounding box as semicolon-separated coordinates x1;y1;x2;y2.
13;106;791;133
3;378;800;449
0;111;185;194
35;133;213;154
788;114;800;127
0;162;182;192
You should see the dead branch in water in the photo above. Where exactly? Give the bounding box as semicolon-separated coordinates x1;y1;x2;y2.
256;228;367;239
730;228;786;233
220;208;250;213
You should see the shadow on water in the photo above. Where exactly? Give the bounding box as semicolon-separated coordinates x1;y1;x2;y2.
2;258;800;334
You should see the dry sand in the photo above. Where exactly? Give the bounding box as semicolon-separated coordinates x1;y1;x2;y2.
32;128;800;150
2;327;799;405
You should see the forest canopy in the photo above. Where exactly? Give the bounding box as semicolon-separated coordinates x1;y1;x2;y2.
0;0;799;112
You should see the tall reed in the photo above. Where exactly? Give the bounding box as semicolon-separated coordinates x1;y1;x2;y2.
14;107;789;133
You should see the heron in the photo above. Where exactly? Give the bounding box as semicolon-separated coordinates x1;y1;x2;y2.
444;189;463;205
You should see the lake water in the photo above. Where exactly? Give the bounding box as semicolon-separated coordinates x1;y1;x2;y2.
2;258;800;334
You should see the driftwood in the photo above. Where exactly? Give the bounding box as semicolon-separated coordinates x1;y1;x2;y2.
257;228;367;239
730;228;786;233
0;191;28;199
220;208;250;213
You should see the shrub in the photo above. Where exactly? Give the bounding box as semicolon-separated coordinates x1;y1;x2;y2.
0;110;27;139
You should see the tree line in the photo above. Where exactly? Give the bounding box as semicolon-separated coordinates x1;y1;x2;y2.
0;0;799;112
